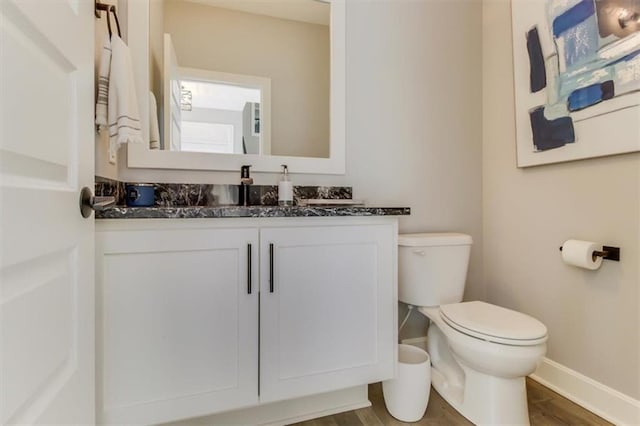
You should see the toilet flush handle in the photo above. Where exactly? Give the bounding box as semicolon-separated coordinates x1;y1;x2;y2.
412;249;426;256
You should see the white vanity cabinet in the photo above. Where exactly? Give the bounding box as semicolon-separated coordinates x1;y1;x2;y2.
96;218;397;425
96;227;260;425
259;225;396;403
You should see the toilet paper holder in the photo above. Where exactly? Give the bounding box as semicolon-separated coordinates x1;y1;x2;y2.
558;245;620;262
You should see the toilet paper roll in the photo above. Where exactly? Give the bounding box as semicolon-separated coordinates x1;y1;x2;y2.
561;240;603;270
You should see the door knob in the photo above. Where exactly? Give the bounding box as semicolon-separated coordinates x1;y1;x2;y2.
79;186;116;218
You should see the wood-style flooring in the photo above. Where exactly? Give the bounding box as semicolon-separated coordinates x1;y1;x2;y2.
291;378;612;426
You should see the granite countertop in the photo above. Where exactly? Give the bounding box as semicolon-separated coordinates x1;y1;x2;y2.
95;205;411;219
94;179;409;219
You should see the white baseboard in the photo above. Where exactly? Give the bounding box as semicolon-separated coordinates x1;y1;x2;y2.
530;357;640;425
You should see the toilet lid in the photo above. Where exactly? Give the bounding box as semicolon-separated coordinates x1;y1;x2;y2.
440;301;548;346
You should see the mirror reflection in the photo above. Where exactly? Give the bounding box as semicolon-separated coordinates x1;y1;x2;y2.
178;80;262;154
149;0;331;158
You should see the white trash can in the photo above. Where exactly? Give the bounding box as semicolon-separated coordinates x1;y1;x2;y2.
382;344;431;422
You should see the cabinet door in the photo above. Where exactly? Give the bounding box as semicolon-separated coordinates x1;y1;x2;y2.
97;228;259;425
259;224;396;403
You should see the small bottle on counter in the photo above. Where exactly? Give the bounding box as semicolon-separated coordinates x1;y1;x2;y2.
238;165;253;206
278;164;293;206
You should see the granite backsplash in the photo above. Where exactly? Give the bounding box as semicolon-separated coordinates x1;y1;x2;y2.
95;177;353;207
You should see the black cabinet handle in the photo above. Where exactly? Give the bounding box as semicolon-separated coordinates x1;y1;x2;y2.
247;243;252;294
269;243;274;293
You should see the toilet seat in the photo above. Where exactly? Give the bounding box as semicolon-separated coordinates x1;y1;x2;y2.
440;301;548;346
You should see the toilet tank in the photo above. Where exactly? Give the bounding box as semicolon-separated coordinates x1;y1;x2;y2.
398;233;472;307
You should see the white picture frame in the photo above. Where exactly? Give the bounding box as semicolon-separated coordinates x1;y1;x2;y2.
511;0;640;167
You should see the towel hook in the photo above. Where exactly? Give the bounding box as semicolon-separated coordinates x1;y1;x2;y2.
110;6;122;38
95;1;121;38
94;0;108;18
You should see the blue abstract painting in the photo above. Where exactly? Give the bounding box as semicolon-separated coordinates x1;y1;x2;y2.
512;0;640;167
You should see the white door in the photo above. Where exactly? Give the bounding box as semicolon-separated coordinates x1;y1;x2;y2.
259;225;397;403
0;0;94;424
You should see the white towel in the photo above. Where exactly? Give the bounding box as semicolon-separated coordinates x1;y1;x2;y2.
149;91;160;150
108;34;143;163
95;34;111;129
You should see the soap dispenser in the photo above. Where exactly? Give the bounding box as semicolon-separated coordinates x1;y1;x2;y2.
278;165;293;206
238;165;253;206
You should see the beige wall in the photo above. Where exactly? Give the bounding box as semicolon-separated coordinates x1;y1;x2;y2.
483;0;640;399
162;0;329;158
348;0;484;338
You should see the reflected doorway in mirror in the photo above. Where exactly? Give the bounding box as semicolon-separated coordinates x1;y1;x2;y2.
161;33;271;155
178;80;264;155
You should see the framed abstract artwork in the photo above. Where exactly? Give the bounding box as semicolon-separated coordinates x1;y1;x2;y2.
512;0;640;167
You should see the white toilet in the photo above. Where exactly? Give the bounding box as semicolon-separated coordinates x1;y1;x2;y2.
399;233;548;425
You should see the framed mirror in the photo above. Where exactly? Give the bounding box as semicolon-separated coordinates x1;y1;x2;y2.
126;0;345;174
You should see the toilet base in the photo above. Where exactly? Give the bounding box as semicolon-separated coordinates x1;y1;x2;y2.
424;310;533;425
431;363;530;425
